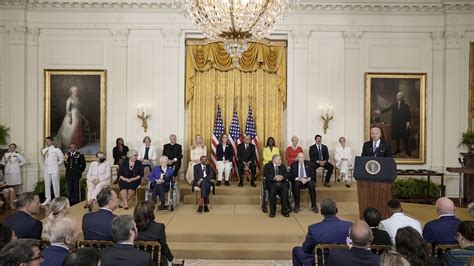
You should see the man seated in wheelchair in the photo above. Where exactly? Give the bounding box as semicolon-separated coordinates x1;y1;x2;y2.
263;155;291;218
290;152;318;213
149;156;174;210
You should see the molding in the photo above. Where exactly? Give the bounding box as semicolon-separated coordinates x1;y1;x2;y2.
26;27;39;46
162;29;181;47
343;31;363;49
5;26;26;45
291;29;311;48
431;30;445;50
445;30;465;49
109;28;129;47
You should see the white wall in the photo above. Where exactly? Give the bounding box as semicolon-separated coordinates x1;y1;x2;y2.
0;0;473;196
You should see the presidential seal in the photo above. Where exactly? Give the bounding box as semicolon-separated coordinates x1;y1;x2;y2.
365;160;381;175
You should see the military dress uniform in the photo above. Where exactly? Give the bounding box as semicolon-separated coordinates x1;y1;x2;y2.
64;150;86;204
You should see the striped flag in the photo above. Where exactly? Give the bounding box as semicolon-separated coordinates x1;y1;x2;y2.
228;109;241;176
245;105;260;173
211;105;225;167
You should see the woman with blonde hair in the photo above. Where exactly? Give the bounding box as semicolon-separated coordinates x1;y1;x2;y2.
42;196;70;240
185;135;207;184
334;136;353;188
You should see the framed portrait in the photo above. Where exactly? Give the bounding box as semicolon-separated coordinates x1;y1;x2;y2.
365;73;426;164
44;70;106;161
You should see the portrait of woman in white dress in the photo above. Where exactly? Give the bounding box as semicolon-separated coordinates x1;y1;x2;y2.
1;143;26;194
55;86;82;150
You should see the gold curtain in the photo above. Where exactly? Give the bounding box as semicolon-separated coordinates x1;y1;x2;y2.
185;41;287;164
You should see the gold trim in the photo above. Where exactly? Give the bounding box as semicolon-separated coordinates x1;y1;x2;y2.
364;72;427;164
44;69;107;162
185;38;288;47
469;43;474;130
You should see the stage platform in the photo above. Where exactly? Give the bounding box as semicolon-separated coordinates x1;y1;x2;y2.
63;181;471;261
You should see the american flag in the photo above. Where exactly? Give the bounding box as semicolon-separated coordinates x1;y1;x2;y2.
229;109;241;176
211;105;225;167
245;106;260;173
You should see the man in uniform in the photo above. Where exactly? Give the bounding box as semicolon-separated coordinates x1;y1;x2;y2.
64;143;86;205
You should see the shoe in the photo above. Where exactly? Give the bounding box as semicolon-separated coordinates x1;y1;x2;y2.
323;183;331;187
345;183;351;188
197;205;203;213
204;205;209;212
283;213;290;218
312;206;319;213
216;181;222;186
41;201;50;206
251;181;256;187
83;204;89;209
238;182;243;187
88;204;93;212
269;213;275;218
337;178;341;182
124;206;129;210
158;204;167;210
293;207;300;213
224;181;230;186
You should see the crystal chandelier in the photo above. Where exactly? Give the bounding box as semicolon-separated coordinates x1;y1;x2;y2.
176;0;295;63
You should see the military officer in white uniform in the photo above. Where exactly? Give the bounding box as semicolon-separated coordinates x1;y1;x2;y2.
41;136;64;205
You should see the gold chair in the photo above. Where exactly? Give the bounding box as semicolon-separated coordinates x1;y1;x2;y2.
314;244;349;266
370;244;391;255
433;243;460;257
134;241;161;266
78;240;114;250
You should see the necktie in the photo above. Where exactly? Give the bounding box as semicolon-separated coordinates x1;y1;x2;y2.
202;165;207;177
318;146;323;161
275;166;279;175
373;142;377;155
245;144;248;150
299;163;304;177
398;101;401;110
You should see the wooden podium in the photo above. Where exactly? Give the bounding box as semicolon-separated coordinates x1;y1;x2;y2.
354;156;397;220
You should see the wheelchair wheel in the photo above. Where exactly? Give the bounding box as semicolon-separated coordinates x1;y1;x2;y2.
260;183;268;213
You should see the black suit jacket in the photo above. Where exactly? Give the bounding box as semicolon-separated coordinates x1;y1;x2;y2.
237;143;256;162
309;144;330;163
64;151;86;180
137;221;174;265
162;143;183;161
101;244;150;266
371;228;391;245
361;140;393;157
216;144;233;161
263;162;289;184
4;211;42;239
328;247;380;266
290;160;316;181
82;209;116;241
192;164;214;186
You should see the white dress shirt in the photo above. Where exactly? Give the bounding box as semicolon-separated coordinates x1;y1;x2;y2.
87;161;111;182
379;212;422;247
41;146;64;174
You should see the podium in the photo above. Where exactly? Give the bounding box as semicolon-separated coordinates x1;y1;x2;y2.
353;156;397;219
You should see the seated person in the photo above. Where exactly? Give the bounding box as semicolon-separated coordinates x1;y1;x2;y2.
100;215;150;266
237;135;257;187
149;156;174;210
185;135;206;184
0;224;16;250
290;152;318;213
134;201;175;266
0;239;42;265
423;197;461;245
0;180;16;210
82;187;119;241
328;221;380;266
118;149;144;210
216;134;233;186
309;134;334;187
42;197;70;241
4;192;42;239
285;135;303;166
162;134;183;178
262;137;280;164
442;221;474;265
396;226;439;265
334;136;353;187
292;198;352;266
379;199;422;247
85;151;111;211
363;207;390;245
63;247;101;266
42;218;80;266
192;155;215;213
264;155;290;218
138;136;157;179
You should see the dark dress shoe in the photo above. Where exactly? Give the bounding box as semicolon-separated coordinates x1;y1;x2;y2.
269;213;275;218
238;182;243;187
293;207;300;213
216;181;221;186
224;181;230;186
158;204;167;210
251;181;256;187
345;183;351;188
312;206;319;213
88;204;93;212
204;205;209;212
124;206;129;210
197;206;203;213
323;182;331;187
283;213;290;218
84;204;89;209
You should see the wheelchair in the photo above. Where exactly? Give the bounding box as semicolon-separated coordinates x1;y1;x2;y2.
260;179;293;213
145;175;180;211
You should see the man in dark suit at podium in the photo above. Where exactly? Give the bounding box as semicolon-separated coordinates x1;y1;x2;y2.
361;127;393;157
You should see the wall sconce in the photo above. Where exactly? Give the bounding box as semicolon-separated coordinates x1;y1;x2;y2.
320;105;334;134
137;105;151;133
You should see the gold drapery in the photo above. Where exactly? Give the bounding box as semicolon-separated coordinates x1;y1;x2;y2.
185;41;287;163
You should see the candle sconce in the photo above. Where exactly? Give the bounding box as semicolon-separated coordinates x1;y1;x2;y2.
320;105;334;134
137;105;151;133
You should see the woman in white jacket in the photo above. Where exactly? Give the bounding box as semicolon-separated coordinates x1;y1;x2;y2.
1;143;26;194
85;151;110;211
334;136;352;188
138;136;157;180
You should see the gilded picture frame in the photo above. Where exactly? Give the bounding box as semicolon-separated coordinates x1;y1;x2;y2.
44;70;106;161
365;73;426;164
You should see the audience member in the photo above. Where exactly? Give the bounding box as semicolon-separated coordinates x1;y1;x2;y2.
442;221;474;265
162;134;183;178
149;156;174;210
237;135;257;187
379;199;422;246
101;215;150;266
309;135;334;187
327;220;379;266
192;155;215;213
0;225;16;249
285;135;303;166
262;137;280;164
363;207;390;245
4;192;42;239
82;187;118;241
186;135;207;184
423;197;461;245
85;151;111;211
42;196;70;241
0;239;42;266
379;251;411;266
138;136;157;179
63;247;101;266
216;134;233;186
395;226;437;266
0;181;16;210
118;149;144;209
134;201;174;265
334;136;352;187
469;202;474;219
290;152;317;213
292;198;352;265
112;137;129;166
1;143;25;202
42;217;80;266
264;155;290;218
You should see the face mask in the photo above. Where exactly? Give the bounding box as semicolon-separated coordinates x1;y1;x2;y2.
99;158;106;163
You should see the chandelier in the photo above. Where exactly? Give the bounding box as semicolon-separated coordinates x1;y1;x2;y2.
176;0;295;63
